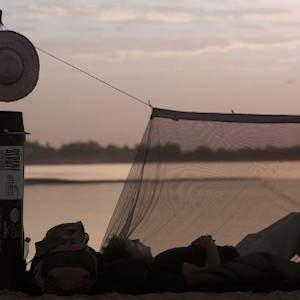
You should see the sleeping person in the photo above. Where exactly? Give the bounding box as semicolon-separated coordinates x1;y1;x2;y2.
99;234;238;293
98;212;300;293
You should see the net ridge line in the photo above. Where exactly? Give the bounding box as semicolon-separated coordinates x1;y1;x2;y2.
1;22;151;108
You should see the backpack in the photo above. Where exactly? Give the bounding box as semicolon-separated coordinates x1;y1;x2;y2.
29;221;99;295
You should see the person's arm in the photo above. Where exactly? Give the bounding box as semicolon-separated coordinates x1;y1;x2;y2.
182;262;226;289
191;235;221;268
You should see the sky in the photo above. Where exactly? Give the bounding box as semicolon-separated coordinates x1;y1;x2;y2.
1;0;300;147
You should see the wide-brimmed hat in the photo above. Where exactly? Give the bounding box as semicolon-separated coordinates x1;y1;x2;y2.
0;30;39;102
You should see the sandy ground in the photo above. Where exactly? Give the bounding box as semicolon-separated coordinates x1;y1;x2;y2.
1;290;300;300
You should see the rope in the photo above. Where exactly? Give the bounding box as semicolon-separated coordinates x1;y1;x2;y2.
35;47;151;108
1;18;151;108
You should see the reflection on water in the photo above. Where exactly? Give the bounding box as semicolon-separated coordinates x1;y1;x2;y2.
25;163;132;181
25;161;300;182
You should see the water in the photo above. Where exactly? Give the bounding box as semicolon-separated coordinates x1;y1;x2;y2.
23;161;300;260
24;163;131;259
25;163;132;181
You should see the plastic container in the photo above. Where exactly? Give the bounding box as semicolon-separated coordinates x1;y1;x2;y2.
0;111;26;289
23;237;31;260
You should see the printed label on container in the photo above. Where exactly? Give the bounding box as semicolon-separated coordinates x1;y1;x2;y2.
0;146;23;200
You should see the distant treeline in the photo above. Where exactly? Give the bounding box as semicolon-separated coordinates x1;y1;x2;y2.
24;141;300;165
25;141;139;164
137;144;300;162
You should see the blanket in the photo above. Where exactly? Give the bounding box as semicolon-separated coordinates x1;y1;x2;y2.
185;252;300;292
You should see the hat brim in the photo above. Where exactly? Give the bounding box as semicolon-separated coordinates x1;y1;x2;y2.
0;31;40;102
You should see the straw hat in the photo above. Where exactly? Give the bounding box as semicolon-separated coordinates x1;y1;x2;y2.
0;30;39;102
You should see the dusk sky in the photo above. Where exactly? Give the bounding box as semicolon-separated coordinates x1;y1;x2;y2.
1;0;300;147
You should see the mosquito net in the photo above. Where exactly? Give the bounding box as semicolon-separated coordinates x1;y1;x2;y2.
101;107;300;255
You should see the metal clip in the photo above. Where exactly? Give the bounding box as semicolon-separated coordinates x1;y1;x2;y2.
3;129;31;135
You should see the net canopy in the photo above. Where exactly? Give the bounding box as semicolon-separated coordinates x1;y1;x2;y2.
101;107;300;255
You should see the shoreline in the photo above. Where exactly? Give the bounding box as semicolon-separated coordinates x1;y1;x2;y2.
1;290;300;300
24;178;126;185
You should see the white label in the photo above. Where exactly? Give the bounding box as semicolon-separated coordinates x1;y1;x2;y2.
10;207;19;222
0;146;23;200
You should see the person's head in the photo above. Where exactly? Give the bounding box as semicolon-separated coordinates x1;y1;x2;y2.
102;235;152;262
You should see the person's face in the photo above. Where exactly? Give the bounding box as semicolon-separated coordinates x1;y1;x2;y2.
124;239;152;261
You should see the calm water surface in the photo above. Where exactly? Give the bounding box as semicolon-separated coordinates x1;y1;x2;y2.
23;162;300;259
24;163;131;259
25;163;132;181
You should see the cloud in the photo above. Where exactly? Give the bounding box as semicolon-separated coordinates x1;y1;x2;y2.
64;36;300;62
25;3;295;27
20;2;300;55
240;36;299;45
276;57;296;64
28;5;81;17
96;10;138;21
96;8;194;23
212;7;290;18
145;11;194;22
122;40;300;58
27;4;194;23
275;21;300;28
201;7;292;22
